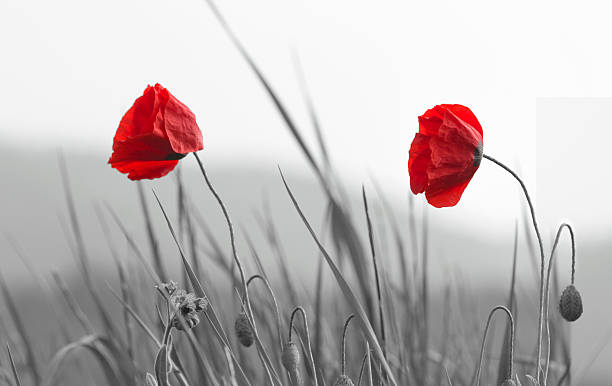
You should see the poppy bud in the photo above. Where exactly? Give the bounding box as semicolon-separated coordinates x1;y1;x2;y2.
559;285;583;322
235;311;254;347
282;342;300;371
500;379;516;386
333;374;355;386
282;342;302;385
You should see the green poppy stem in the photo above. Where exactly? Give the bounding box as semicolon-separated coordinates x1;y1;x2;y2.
483;154;546;383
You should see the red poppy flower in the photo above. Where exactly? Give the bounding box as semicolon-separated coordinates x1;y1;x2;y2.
408;104;483;208
108;84;203;180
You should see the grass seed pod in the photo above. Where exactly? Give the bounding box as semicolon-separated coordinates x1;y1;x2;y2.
333;374;355;386
559;284;583;322
234;311;254;347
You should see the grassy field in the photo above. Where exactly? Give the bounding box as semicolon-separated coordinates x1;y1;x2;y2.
0;2;598;386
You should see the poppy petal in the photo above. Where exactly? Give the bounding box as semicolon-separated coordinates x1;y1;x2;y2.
425;177;472;208
109;134;174;164
428;135;476;169
111;159;179;180
163;92;204;154
443;104;483;137
418;105;445;135
408;133;431;194
113;86;162;143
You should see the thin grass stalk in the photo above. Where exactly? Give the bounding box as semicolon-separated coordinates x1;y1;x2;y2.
474;306;515;386
419;207;429;383
356;350;368;386
247;275;284;352
483;154;546;382
255;206;300;306
288;307;319;386
498;221;520;385
361;187;386;362
58;153;119;339
6;344;22;386
137;182;168;282
280;169;397;385
543;223;575;384
291;48;331;170
105;204;160;283
0;271;40;384
340;315;355;376
5;235;73;345
200;0;327;188
191;153;281;385
152;190;260;386
51;272;95;334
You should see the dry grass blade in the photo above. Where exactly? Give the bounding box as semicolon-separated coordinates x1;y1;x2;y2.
202;0;325;185
361;186;386;359
51;271;95;334
291;48;330;169
41;335;124;386
6;344;22;386
137;182;168;282
58;153;119;338
108;285;161;347
279;169;397;385
154;345;170;386
498;221;520;384
0;271;40;384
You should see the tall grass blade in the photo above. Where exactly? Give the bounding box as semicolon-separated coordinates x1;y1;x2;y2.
6;344;22;386
137;182;168;282
154;345;170;386
0;271;40;384
280;169;397;385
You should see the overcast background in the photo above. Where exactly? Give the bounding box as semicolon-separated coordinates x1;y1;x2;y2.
1;0;612;383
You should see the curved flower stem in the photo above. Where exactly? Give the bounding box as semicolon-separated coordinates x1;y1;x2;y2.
247;274;284;352
341;314;356;375
288;307;319;386
474;306;515;386
192;152;281;386
483;154;546;382
543;223;575;383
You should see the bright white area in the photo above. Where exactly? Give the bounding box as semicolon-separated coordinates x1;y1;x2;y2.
1;0;611;236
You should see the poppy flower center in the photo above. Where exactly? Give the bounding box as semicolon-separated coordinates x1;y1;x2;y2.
165;152;187;161
473;141;483;167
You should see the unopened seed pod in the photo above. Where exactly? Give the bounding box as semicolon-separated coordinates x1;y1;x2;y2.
500;379;516;386
559;284;583;322
234;312;254;347
282;342;300;371
334;374;355;386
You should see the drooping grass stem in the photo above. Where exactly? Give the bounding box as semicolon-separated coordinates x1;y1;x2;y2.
361;187;386;359
288;307;319;386
474;306;515;386
341;314;356;375
543;223;576;383
192;152;281;385
247;274;284;351
483;154;546;383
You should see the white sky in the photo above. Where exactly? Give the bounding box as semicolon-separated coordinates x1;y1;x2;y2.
1;0;612;237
